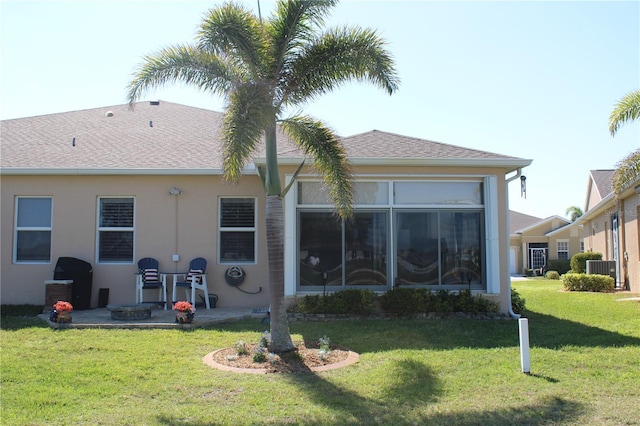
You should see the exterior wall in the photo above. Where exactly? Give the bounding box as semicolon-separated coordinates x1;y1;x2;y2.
581;191;640;293
2;163;520;313
282;164;515;314
1;174;271;308
620;194;640;292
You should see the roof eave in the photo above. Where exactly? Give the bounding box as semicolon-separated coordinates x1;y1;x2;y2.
256;157;533;169
0;167;244;176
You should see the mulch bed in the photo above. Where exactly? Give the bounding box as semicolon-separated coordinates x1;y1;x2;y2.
204;341;358;374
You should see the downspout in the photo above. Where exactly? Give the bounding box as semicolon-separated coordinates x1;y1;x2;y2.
505;168;523;319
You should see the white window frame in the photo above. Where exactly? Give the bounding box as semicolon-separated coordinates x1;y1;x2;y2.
557;240;569;259
218;197;257;264
96;197;135;264
14;196;53;264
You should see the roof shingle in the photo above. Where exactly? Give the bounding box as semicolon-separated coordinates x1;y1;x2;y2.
1;101;530;173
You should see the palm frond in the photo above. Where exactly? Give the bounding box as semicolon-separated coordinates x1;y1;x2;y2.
222;83;275;183
197;3;266;79
613;148;640;197
281;160;306;198
609;89;640;136
266;0;339;101
126;45;234;104
280;115;353;218
282;26;399;106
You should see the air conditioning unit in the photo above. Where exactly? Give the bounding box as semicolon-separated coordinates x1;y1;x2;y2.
586;260;616;279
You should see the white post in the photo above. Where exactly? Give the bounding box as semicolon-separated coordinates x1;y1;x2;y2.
519;318;531;374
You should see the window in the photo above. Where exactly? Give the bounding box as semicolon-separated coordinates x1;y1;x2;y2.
15;197;52;262
299;211;388;287
296;179;487;291
219;198;256;263
396;211;483;286
97;197;134;263
557;240;569;259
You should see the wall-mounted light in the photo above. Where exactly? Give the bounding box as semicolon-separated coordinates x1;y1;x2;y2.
169;187;182;196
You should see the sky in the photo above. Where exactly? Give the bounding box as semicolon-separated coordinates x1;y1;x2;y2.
1;0;639;220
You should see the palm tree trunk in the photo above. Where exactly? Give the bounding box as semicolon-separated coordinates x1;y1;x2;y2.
266;194;294;353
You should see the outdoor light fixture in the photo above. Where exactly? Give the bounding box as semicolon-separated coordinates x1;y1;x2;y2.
169;187;182;195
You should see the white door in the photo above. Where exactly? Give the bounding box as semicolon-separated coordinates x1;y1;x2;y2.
509;247;517;274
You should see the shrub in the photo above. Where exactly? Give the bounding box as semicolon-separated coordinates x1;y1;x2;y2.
379;288;499;315
570;252;602;274
545;270;560;280
546;259;571;275
511;287;526;314
293;289;376;315
562;272;615;292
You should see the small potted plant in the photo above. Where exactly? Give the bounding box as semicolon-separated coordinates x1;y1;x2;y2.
173;301;195;324
50;300;73;323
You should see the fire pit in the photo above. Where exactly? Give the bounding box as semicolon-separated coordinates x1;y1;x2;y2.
106;304;152;320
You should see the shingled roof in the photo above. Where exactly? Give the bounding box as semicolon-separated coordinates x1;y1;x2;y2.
589;169;615;200
509;210;544;234
1;101;530;174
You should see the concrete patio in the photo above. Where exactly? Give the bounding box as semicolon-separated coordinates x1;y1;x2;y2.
38;305;268;329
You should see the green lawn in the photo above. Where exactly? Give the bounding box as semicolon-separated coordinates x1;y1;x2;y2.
1;280;639;425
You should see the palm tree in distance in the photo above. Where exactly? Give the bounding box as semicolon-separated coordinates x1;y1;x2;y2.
127;0;399;352
565;206;583;222
609;89;640;197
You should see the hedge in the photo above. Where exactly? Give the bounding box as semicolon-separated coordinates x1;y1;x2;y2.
570;252;602;274
562;272;615;292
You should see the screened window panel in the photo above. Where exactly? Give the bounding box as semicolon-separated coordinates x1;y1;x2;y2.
16;231;51;262
98;231;133;262
220;231;255;262
17;198;52;227
100;198;133;227
394;182;483;205
298;182;331;205
354;182;389;205
299;182;389;205
345;212;388;285
299;212;343;286
396;212;440;285
220;198;255;228
439;211;482;285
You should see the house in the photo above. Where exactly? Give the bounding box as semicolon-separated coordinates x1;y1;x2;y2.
577;169;640;292
0;101;532;312
509;210;583;275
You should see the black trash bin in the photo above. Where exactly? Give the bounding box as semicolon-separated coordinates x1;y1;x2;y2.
53;257;93;310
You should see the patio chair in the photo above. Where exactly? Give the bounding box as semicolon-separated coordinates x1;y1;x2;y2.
136;257;167;309
172;257;210;309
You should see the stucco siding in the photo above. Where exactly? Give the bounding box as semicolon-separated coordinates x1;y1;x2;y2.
1;174;272;308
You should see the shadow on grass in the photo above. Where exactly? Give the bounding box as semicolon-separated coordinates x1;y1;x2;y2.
286;313;640;355
524;310;640;349
157;359;583;425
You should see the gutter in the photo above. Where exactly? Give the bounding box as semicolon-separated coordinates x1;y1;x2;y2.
505;168;523;319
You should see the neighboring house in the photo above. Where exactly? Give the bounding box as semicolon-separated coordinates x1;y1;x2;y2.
577;169;640;292
509;211;583;275
0;101;532;312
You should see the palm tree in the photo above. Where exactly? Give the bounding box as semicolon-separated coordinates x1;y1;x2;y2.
127;0;399;352
609;89;640;197
613;148;640;196
565;206;583;222
609;89;640;136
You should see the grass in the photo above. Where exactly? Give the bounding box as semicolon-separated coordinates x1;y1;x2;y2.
1;280;639;425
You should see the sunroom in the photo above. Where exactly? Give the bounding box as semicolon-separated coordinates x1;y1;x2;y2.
284;176;503;297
